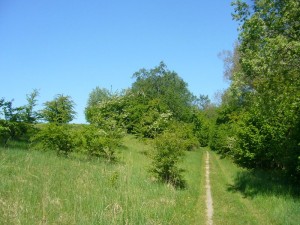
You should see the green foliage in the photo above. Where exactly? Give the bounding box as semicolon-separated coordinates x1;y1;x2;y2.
194;94;212;111
132;62;195;121
87;93;127;128
85;87;112;123
31;122;124;160
74;123;124;161
150;131;187;188
132;100;173;138
86;63;199;143
41;94;76;124
31;123;75;156
213;0;300;178
0;92;40;146
22;89;40;123
1;99;24;122
0;122;11;146
210;124;232;154
192;110;211;147
167;121;200;151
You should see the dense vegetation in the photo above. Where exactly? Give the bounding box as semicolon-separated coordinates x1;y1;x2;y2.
212;0;300;179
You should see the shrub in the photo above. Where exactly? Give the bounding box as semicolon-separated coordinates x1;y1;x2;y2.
30;123;75;156
133;108;172;138
167;121;199;151
149;131;186;188
192;111;211;147
210;124;232;153
74;123;123;161
0;123;11;146
0;120;36;146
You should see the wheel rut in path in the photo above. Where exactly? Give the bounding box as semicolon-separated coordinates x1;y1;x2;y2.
206;151;213;225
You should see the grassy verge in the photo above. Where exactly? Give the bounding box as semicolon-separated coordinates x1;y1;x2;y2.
209;150;300;225
0;135;205;225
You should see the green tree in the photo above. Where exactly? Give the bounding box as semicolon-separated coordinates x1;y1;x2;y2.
150;131;186;188
218;42;241;82
85;87;112;123
194;94;212;111
23;89;40;123
41;94;76;124
132;62;195;121
86;63;196;138
0;96;37;145
218;0;300;176
1;99;24;122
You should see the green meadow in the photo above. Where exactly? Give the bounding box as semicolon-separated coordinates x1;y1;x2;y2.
0;136;205;225
1;138;300;225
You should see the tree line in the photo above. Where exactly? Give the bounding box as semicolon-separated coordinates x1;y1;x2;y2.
211;0;300;179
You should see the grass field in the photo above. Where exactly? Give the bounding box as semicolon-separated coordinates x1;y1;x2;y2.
1;137;300;224
209;150;300;225
0;136;205;225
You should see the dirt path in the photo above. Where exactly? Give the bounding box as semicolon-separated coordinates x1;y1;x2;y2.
206;151;213;225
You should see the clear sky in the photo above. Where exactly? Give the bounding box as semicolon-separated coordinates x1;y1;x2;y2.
0;0;238;123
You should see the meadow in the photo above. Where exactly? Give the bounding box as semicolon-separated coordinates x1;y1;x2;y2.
0;136;205;225
1;137;300;224
209;151;300;225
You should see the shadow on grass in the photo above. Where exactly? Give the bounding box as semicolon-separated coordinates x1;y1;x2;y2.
227;170;300;199
2;140;30;150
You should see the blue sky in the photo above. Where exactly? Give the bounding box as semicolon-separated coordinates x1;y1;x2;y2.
0;0;238;123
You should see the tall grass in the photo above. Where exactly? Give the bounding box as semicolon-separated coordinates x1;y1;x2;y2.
0;135;205;225
209;150;300;225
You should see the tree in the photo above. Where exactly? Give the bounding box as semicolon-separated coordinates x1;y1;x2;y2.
218;42;241;82
0;96;38;145
194;94;212;111
132;62;195;121
1;99;24;122
150;131;186;188
41;94;76;124
215;0;300;177
85;87;112;123
23;89;40;123
87;87;111;107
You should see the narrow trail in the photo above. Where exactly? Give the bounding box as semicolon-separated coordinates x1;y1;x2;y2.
206;151;213;225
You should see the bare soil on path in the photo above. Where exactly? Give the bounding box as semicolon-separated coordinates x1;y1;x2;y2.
206;151;213;225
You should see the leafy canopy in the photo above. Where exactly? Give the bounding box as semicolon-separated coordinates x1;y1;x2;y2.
213;0;300;178
41;94;76;124
132;61;195;121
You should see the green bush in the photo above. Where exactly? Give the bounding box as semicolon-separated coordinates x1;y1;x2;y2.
74;123;123;161
149;131;186;188
133;108;172;139
192;111;211;147
0;120;36;146
210;124;232;154
0;123;11;146
167;121;199;151
30;123;75;156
